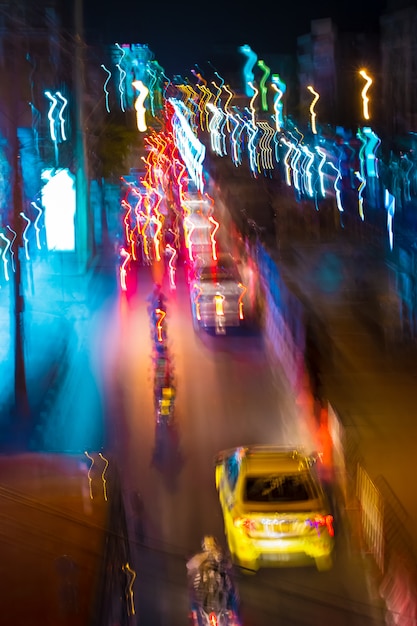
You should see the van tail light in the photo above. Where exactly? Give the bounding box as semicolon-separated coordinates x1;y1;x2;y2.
234;517;259;533
214;293;225;317
208;612;218;626
306;514;334;536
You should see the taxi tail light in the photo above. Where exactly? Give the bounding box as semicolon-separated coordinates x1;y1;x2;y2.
306;514;334;536
234;517;261;533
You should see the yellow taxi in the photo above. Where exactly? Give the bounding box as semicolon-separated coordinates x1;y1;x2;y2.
215;446;335;572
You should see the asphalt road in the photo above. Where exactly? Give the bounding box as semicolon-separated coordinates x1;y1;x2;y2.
91;260;386;626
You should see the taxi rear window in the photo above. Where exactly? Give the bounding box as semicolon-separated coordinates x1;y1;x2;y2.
244;473;317;503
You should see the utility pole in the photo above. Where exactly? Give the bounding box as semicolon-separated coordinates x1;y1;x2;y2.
8;7;30;421
11;142;30;420
74;0;90;273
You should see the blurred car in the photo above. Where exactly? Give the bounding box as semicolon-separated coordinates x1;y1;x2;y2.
214;446;335;572
189;253;246;333
183;212;213;261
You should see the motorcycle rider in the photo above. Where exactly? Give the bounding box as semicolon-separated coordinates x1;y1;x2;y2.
187;536;239;618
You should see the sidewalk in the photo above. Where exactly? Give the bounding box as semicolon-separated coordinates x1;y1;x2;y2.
274;239;417;624
0;247;118;451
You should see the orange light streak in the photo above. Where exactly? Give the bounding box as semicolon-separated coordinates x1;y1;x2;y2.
155;307;166;342
208;215;219;261
238;282;247;319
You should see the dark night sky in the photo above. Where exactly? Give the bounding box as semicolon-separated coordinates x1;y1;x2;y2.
83;0;388;77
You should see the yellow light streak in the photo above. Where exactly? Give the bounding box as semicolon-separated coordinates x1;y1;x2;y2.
359;69;372;120
307;85;319;134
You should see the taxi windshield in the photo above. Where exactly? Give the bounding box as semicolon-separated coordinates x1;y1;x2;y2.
244;473;318;503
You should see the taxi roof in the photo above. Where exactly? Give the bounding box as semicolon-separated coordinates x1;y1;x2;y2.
242;447;312;474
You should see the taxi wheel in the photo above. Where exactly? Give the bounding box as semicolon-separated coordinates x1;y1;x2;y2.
236;558;257;575
315;554;333;572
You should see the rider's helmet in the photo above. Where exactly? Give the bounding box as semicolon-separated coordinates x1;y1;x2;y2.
201;535;221;559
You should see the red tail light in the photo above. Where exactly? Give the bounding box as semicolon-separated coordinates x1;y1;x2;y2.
208;612;218;626
306;514;334;536
234;517;260;533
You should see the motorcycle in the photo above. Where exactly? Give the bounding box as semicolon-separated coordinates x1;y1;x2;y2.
187;537;240;626
156;386;175;424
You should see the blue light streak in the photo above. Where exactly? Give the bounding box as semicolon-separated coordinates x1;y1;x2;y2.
20;212;31;260
0;232;11;281
101;64;112;113
115;43;127;112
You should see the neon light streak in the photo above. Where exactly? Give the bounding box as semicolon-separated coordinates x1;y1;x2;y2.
211;80;222;108
101;64;111;113
302;146;314;197
246;122;259;176
84;451;94;499
357;128;367;219
271;74;286;131
129;228;137;261
315;147;326;197
307;85;320;134
152;188;164;262
19;212;31;260
239;44;257;98
385;189;395;250
122;199;132;245
223;84;233;133
6;225;16;272
229;112;241;166
359;69;372;120
98;452;109;501
355;171;366;221
183;214;195;260
140;199;151;259
257;60;270;111
132;80;149;132
45;90;58;141
290;145;302;192
0;233;11;281
208;215;219;260
238;283;246;320
257;121;274;171
282;138;293;186
326;162;344;212
147;65;157;117
119;247;130;292
152;215;163;262
155;308;166;342
362;126;380;178
30;201;42;249
166;244;177;290
248;82;258;128
115;43;126;112
55;91;68;141
271;84;283;132
123;562;136;616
